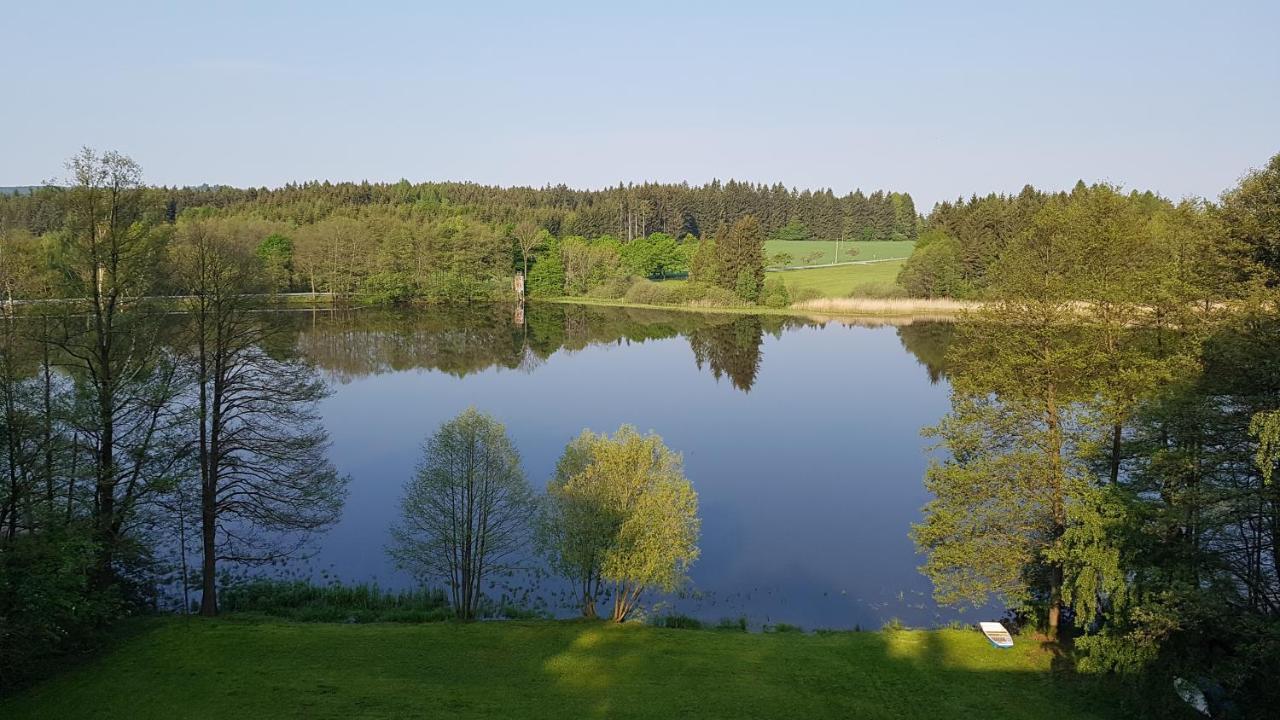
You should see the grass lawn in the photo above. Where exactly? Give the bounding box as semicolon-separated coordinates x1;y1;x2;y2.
764;240;915;266
777;258;908;298
1;617;1124;720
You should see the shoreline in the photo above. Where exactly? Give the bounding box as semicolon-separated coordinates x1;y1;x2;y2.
542;294;972;322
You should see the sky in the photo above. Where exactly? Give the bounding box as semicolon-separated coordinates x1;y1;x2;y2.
2;0;1277;209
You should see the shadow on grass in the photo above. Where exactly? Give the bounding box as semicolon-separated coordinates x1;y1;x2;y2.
2;618;1136;720
539;623;1126;720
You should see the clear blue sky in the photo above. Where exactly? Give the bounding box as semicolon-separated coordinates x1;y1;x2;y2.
3;0;1277;208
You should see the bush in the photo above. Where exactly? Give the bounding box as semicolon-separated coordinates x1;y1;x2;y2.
897;235;966;298
526;244;565;297
623;279;686;305
734;269;761;303
218;579;452;623
767;623;804;633
760;277;792;308
652;614;704;630
586;274;635;300
360;271;417;305
848;281;908;299
0;529;126;691
420;272;500;303
684;283;741;307
789;286;823;304
715;616;749;632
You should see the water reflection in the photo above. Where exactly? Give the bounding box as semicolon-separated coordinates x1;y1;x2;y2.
278;303;953;392
279;304;959;629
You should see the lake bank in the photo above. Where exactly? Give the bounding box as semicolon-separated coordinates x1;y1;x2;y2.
1;617;1123;720
543;294;972;321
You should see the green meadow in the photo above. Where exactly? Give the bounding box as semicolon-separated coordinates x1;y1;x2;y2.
776;258;909;298
1;618;1125;720
763;240;915;267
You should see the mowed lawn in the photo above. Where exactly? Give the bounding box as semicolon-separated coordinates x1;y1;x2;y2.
764;240;915;266
1;618;1124;720
777;258;908;298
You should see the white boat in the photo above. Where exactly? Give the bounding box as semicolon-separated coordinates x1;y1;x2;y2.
979;621;1014;648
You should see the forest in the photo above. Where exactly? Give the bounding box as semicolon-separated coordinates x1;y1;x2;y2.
0;170;917;308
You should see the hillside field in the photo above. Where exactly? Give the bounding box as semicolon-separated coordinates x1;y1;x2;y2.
763;240;915;267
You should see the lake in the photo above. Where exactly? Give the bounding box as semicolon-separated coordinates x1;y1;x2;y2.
276;304;962;630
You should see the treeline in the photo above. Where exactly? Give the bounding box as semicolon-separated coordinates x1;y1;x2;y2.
898;153;1280;299
0;173;917;298
3;168;914;306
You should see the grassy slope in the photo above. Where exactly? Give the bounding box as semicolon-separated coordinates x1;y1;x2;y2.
777;258;907;298
764;240;915;266
2;618;1121;720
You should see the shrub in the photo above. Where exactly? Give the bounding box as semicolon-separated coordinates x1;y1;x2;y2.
652;614;704;630
218;579;452;623
360;271;417;305
420;271;499;303
790;286;823;304
623;279;685;305
684;283;741;307
586;274;635;300
760;277;792;308
734;269;761;303
526;241;565;297
882;617;907;631
0;529;127;691
897;235;966;298
847;281;908;299
767;623;804;633
715;616;749;632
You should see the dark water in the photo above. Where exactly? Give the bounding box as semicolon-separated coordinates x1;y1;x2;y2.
283;304;960;629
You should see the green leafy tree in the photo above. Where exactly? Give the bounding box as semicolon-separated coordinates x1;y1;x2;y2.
526;237;565;297
716;216;765;302
46;148;183;582
539;426;699;622
255;233;294;292
1220;151;1280;285
689;239;718;284
389;409;534;620
770;219;812;242
173;220;347;616
898;231;965;298
760;277;791;308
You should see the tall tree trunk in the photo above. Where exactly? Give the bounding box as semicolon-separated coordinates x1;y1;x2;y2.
42;318;55;517
1109;422;1122;485
1046;376;1066;642
200;488;218;616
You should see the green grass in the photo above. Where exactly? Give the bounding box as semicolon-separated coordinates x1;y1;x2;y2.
764;240;915;266
1;617;1124;719
777;258;908;298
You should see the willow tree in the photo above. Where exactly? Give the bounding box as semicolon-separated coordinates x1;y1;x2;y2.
172;219;346;615
390;409;533;620
539;426;699;622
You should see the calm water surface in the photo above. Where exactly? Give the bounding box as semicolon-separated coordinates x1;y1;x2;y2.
284;305;959;629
